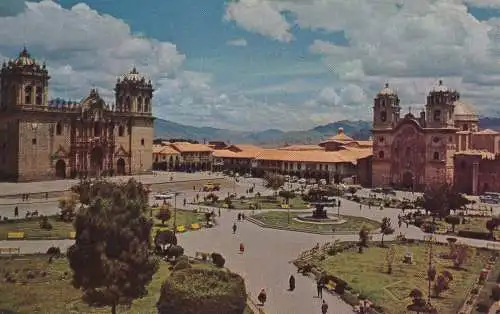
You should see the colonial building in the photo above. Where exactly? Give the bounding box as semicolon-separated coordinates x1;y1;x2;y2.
371;80;500;194
153;142;213;171
0;48;154;181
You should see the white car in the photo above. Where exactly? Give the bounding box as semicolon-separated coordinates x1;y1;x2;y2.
298;178;306;184
154;193;175;200
319;179;327;185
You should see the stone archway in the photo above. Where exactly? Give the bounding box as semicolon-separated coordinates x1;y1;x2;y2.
402;171;414;190
90;146;104;176
55;159;66;179
116;158;126;175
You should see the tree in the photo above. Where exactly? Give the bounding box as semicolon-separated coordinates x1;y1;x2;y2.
433;271;453;297
386;245;396;274
59;192;79;222
156;204;172;226
380;217;394;247
326;185;344;197
157;268;247;314
358;225;370;253
444;215;460;233
452;244;471;268
422;184;450;220
67;179;158;314
278;190;296;205
263;173;285;197
154;230;177;251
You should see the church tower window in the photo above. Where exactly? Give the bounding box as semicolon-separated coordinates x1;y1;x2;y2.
380;111;387;122
433;152;440;160
118;125;125;137
433;110;441;121
35;86;42;105
137;96;143;112
378;151;385;159
56;122;62;135
24;85;32;104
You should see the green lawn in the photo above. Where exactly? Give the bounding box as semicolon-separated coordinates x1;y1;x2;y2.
315;242;490;314
201;196;310;210
0;209;207;241
0;216;74;240
0;254;253;314
151;208;206;234
422;216;499;237
251;211;380;233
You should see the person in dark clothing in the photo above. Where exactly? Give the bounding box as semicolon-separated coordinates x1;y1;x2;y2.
238;213;241;221
258;289;267;305
316;280;323;298
14;206;18;217
321;300;328;314
289;275;295;291
232;223;237;234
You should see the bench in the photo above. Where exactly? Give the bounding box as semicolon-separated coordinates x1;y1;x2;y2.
223;204;229;208
7;232;24;240
69;231;76;239
176;225;186;233
325;280;336;292
0;247;20;255
280;204;289;209
190;223;201;230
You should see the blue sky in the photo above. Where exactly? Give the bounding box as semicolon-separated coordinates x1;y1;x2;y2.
1;0;500;130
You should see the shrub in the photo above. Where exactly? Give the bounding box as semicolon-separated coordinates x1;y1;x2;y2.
39;216;53;230
211;252;226;268
457;230;491;240
46;246;61;256
413;217;425;228
166;245;184;260
26;271;35;280
173;260;191;272
157;268;246;314
334;280;347;295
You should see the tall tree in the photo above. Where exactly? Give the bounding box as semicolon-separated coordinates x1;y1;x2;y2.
380;217;394;247
67;179;158;314
263;173;285;198
278;190;296;205
156;204;172;226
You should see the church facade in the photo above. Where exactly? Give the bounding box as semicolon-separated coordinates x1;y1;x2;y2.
0;48;154;182
371;80;500;194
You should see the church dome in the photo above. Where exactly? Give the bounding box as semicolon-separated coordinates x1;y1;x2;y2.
14;47;36;66
378;83;397;96
122;67;145;81
453;100;478;122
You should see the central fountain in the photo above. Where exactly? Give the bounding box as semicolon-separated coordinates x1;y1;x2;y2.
294;188;347;225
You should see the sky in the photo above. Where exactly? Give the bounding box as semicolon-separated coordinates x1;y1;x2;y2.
1;0;500;131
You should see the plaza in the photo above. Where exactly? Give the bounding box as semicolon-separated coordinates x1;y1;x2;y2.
1;173;500;313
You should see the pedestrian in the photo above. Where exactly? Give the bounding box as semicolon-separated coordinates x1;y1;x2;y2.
316;279;323;298
45;192;48;200
359;204;362;211
398;220;402;228
233;223;237;234
14;206;18;218
258;288;267;305
242;213;245;220
239;242;245;253
289;274;295;291
406;220;409;228
183;198;186;206
218;208;221;217
237;213;241;221
321;300;329;314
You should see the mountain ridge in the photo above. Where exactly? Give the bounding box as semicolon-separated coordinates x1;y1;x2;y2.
154;117;500;146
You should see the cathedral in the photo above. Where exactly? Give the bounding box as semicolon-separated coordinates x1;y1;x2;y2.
372;80;500;195
0;48;154;182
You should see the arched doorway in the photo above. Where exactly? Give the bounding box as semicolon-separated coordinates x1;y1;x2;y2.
402;171;414;190
116;158;126;175
90;146;104;176
55;159;66;179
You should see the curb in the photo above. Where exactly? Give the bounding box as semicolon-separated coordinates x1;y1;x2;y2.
245;216;381;236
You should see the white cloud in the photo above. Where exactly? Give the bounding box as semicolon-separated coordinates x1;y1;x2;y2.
224;0;293;42
227;38;248;46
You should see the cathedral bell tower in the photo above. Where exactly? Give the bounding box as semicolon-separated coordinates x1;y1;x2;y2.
114;67;154;115
372;83;400;130
425;80;458;129
0;47;50;111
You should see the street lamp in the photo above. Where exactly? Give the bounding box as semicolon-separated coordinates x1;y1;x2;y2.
173;191;182;234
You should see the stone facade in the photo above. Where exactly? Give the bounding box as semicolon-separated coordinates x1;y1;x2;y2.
372;80;500;194
0;48;154;182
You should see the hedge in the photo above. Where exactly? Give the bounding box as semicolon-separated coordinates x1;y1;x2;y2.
457;230;491;240
157;268;246;314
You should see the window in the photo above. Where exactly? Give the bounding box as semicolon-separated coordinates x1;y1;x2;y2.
137;97;143;112
144;97;150;112
462;124;468;131
35;86;42;105
118;125;125;137
32;138;36;145
378;136;384;143
94;123;101;137
125;96;131;111
56;122;62;135
433;152;439;160
380;111;387;122
319;164;323;170
24;85;32;104
432;137;440;143
378;151;384;159
141;138;145;146
433;110;441;121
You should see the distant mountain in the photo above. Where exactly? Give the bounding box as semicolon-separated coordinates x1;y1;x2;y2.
153;117;500;146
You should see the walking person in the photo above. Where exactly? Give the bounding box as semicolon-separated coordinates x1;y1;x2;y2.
232;223;237;234
316;279;323;298
289;274;295;291
14;206;18;218
321;300;329;314
257;288;267;306
239;242;245;254
359;203;362;211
